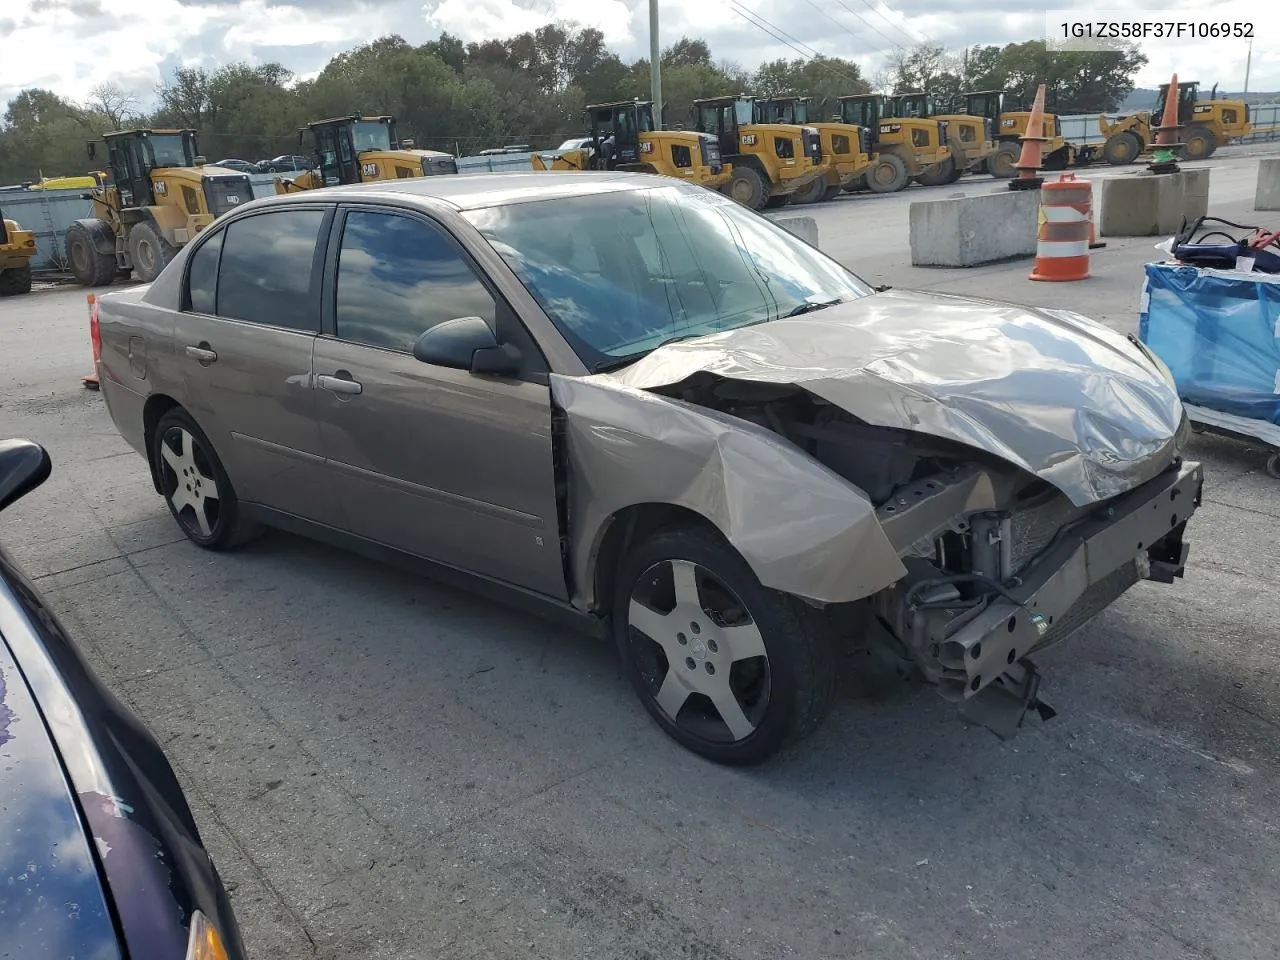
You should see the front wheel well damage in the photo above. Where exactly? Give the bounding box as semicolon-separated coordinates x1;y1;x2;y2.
590;503;723;618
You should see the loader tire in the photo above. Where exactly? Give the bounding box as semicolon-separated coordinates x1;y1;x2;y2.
0;263;32;296
989;141;1020;178
764;193;791;209
66;222;118;287
790;176;827;205
822;184;842;201
1182;125;1214;161
127;220;177;283
725;166;769;210
916;156;956;187
865;154;909;194
1103;131;1140;165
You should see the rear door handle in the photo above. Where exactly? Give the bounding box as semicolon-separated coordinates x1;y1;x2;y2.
185;344;217;363
317;373;362;395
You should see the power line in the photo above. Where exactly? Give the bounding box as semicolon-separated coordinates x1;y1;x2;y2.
838;0;933;50
824;0;916;54
726;1;869;89
794;0;891;58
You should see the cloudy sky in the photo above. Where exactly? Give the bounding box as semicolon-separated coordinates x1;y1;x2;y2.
0;0;1271;112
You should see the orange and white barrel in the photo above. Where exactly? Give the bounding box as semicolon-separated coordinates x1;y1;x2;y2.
1029;173;1091;282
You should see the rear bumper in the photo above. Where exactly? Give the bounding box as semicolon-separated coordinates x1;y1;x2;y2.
915;459;1203;701
775;165;827;194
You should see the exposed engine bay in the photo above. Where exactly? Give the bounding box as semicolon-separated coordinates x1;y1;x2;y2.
648;373;1203;737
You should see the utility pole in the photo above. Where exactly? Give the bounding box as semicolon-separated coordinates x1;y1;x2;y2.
1244;38;1252;95
650;0;663;129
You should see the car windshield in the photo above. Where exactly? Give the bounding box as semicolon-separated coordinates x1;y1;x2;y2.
465;184;874;370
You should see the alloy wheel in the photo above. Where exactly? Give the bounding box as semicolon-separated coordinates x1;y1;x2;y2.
626;558;771;743
159;425;222;539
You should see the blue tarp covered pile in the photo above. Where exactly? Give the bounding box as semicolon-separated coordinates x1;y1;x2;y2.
1139;262;1280;427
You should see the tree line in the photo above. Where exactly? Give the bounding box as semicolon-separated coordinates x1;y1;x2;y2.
0;26;1146;184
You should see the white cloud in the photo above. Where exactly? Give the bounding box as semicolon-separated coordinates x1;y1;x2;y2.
0;0;1275;112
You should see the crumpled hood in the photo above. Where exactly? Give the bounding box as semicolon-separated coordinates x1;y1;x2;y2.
605;288;1186;506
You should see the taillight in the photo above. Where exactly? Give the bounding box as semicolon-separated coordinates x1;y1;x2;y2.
88;293;101;364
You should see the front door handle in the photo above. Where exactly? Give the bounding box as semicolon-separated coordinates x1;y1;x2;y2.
185;344;217;363
317;373;362;395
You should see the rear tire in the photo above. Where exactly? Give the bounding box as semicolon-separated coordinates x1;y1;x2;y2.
66;221;117;287
724;166;769;210
0;263;32;296
127;220;176;283
865;154;909;193
821;184;842;201
152;408;260;550
989;141;1020;178
763;193;791;209
1181;124;1214;161
1104;131;1141;165
612;525;838;765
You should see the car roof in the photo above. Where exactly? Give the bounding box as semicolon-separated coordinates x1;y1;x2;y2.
241;171;661;213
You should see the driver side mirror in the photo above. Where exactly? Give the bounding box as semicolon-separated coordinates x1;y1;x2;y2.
412;316;521;377
0;439;52;513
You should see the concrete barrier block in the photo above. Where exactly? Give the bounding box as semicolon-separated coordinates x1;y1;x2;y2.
774;216;819;247
908;189;1040;267
1256;158;1280;211
1096;168;1211;237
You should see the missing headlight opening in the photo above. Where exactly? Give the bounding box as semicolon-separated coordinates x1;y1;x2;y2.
654;374;1200;739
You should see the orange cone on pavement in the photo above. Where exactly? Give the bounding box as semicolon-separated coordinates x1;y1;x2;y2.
1149;72;1183;173
1009;83;1050;191
1030;173;1092;282
83;293;100;390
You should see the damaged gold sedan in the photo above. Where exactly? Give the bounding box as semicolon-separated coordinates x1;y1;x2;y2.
93;172;1202;765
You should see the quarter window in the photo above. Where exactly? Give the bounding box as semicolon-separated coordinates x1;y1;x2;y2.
216;210;324;331
186;229;222;314
334;210;496;353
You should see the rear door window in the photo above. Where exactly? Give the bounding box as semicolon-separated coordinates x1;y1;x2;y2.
216;210;325;331
333;209;496;353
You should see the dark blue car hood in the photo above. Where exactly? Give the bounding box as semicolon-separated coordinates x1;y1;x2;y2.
0;636;121;959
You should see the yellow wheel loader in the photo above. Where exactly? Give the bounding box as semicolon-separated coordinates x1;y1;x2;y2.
754;96;870;205
693;95;826;210
834;95;958;194
274;116;458;194
531;100;732;192
888;92;993;182
1099;82;1251;165
0;206;37;296
66;129;254;287
963;90;1097;178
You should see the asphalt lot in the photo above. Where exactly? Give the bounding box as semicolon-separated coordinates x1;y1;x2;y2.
3;148;1280;960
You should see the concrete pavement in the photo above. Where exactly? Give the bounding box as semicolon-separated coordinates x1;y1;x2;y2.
2;147;1280;959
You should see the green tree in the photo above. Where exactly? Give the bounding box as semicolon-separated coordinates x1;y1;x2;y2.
753;55;869;107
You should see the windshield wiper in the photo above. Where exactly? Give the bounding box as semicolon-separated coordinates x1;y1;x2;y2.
785;296;843;317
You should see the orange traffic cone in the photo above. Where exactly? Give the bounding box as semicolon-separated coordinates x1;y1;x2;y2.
1149;72;1183;173
1030;173;1091;282
1009;83;1050;192
83;293;100;390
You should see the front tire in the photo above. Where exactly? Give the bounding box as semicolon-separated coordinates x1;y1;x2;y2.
865;154;909;193
613;526;838;765
1181;124;1214;161
66;221;117;287
0;263;32;296
989;141;1020;178
127;220;176;283
916;155;956;187
1104;131;1141;165
789;176;827;205
152;409;259;550
724;166;769;210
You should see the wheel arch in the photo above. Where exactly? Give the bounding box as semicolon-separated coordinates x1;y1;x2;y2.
588;502;723;617
142;393;184;493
